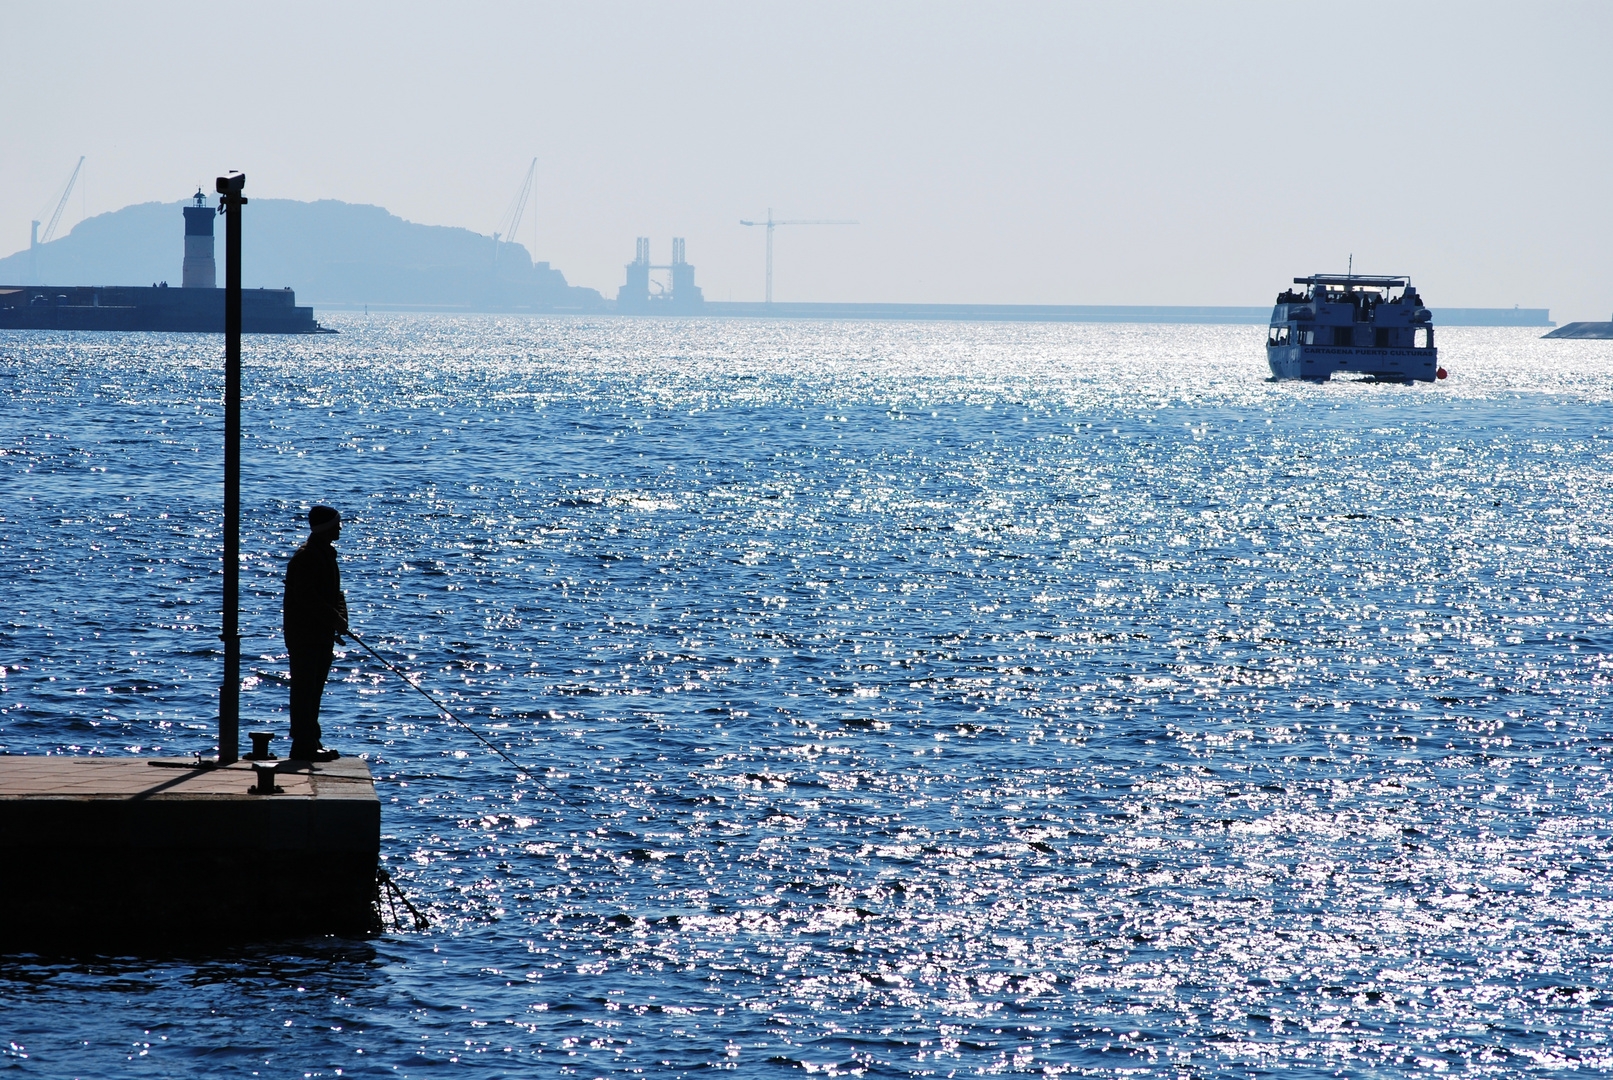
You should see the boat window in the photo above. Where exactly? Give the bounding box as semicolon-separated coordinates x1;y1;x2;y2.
1375;328;1390;348
1334;326;1354;347
1267;326;1290;346
1301;329;1315;345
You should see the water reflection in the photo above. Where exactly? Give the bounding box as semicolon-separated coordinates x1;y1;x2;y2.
2;318;1612;1074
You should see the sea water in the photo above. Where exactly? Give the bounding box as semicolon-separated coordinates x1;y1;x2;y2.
3;318;1612;1077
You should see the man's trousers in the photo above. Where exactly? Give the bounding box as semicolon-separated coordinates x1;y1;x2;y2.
288;644;335;756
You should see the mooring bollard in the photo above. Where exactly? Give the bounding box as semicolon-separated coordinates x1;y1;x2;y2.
250;763;281;795
245;731;277;760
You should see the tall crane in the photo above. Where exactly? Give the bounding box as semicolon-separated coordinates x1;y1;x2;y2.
35;156;86;246
492;157;537;269
30;157;85;283
739;209;857;303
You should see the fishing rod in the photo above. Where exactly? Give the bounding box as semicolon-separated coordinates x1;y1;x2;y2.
342;624;588;811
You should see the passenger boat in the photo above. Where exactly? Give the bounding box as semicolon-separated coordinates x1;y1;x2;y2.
1267;274;1441;382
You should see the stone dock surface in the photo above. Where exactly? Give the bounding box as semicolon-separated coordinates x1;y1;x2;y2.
0;756;380;949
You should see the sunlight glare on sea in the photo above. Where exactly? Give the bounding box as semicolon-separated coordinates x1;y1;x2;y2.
3;317;1613;1076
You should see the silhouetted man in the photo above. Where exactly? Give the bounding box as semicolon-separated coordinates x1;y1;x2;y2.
283;504;348;761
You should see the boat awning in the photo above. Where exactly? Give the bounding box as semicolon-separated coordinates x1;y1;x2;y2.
1295;274;1409;288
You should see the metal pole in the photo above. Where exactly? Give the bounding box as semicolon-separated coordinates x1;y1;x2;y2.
215;172;246;765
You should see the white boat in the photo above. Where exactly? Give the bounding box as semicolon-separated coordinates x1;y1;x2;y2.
1267;274;1441;382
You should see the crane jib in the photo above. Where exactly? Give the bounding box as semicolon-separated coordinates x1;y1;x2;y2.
738;211;859;303
38;156;86;245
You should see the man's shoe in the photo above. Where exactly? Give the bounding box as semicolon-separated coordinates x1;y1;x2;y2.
310;747;341;762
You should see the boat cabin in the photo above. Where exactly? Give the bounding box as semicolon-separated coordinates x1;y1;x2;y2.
1267;274;1439;381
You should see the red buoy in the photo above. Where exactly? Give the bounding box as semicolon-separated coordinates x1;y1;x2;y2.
1436;367;1448;379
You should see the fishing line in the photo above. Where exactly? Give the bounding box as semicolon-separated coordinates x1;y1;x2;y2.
343;625;589;811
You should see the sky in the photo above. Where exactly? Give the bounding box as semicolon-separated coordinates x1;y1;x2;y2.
3;1;1610;319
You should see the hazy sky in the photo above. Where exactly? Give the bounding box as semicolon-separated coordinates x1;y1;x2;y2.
5;1;1610;318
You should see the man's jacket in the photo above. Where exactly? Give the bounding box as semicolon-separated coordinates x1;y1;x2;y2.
283;540;347;650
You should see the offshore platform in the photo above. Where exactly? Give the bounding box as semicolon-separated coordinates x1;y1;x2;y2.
616;237;704;314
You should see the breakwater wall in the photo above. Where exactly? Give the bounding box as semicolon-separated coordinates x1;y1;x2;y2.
0;284;325;333
699;302;1553;327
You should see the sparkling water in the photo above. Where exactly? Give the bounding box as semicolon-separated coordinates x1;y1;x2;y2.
3;318;1612;1076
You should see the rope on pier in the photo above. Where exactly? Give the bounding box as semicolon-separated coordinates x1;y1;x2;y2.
378;867;430;931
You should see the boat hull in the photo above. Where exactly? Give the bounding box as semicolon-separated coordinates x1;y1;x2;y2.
1267;344;1438;382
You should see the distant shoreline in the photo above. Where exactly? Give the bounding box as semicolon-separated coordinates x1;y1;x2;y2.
306;300;1555;327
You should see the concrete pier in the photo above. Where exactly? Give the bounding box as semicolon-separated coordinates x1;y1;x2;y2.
0;756;380;948
0;283;325;333
1543;321;1613;339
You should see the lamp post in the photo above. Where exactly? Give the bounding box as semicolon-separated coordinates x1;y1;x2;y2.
215;172;246;765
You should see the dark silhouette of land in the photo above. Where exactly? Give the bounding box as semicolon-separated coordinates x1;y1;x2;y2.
2;198;1559;326
0;198;605;313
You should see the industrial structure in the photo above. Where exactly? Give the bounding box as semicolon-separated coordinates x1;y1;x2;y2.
738;209;857;303
616;236;705;313
492;158;537;272
28;156;84;284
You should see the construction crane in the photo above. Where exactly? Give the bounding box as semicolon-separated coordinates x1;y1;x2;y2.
35;156;86;246
29;157;85;284
739;209;857;303
492;157;537;269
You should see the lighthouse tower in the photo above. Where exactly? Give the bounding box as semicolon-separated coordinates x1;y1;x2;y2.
181;190;216;288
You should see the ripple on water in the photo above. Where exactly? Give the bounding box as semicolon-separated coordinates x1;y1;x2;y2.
3;318;1613;1075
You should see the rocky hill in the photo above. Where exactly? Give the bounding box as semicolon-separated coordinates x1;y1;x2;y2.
0;198;605;312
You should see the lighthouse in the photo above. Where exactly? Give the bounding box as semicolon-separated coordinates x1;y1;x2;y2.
181;190;216;288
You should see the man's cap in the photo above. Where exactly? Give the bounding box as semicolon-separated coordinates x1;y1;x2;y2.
308;505;340;534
